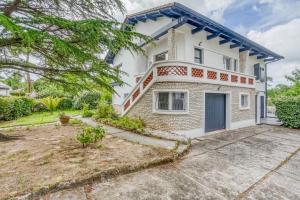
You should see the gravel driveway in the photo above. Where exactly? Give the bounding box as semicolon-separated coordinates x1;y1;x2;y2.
41;125;300;200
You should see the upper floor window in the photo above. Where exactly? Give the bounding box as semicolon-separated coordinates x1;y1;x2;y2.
194;48;203;64
223;56;231;70
154;51;168;62
254;63;265;81
233;59;238;72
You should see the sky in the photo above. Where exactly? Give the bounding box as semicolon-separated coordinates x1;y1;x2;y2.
120;0;300;87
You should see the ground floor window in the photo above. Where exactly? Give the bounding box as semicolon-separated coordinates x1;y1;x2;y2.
240;93;250;109
154;91;188;113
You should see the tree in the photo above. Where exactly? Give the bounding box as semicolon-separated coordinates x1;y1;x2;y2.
285;68;300;84
0;0;148;91
3;71;23;89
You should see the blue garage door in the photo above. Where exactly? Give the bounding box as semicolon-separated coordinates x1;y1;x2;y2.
205;93;226;132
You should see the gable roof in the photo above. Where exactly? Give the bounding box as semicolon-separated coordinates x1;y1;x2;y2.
106;2;283;64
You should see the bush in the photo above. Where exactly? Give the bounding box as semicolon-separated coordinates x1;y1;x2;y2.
33;101;48;112
75;125;106;147
73;91;101;110
274;96;300;128
0;97;34;121
70;118;82;125
10;90;26;96
94;101;118;119
82;104;93;118
57;97;73;110
99;116;145;134
39;97;61;114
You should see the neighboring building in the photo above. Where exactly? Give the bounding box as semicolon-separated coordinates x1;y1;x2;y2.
0;82;11;96
106;2;283;138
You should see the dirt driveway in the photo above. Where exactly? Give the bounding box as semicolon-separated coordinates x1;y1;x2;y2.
41;125;300;199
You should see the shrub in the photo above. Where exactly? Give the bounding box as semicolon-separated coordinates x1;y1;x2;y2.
99;116;145;134
39;97;61;114
274;96;300;128
82;104;93;118
0;97;33;121
75;125;106;147
73;91;101;110
10;90;26;96
94;101;118;119
33;101;48;112
57;97;73;110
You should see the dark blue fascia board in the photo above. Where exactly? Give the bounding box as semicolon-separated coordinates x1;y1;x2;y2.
135;16;147;22
113;2;283;64
264;58;276;62
257;54;268;59
146;14;157;21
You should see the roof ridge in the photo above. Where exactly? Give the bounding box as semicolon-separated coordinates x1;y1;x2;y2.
126;2;175;18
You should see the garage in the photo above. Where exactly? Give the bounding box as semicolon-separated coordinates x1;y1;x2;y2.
205;93;226;132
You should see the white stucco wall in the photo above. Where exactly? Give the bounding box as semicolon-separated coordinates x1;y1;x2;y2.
112;17;267;106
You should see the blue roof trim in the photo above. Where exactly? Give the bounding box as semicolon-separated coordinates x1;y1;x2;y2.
106;2;283;64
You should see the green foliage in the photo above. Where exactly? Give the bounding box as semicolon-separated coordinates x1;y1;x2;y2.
274;96;300;128
57;97;73;110
0;97;33;121
0;0;148;91
94;101;118;119
76;125;106;147
3;71;23;90
82;104;94;118
73;91;101;109
10;90;26;97
33;78;75;98
100;116;145;134
39;97;61;114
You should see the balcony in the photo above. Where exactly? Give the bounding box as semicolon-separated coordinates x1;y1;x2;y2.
123;60;255;114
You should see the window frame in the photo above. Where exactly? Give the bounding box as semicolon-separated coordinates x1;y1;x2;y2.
239;92;250;110
154;51;168;62
194;47;203;64
152;89;189;114
223;56;231;71
233;59;239;72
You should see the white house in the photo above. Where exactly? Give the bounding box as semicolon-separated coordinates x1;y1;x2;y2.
0;82;11;96
106;2;283;138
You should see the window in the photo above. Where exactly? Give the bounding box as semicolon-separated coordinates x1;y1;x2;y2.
154;51;168;62
194;48;203;64
233;59;238;72
254;64;266;82
240;93;250;109
154;91;188;113
223;56;231;70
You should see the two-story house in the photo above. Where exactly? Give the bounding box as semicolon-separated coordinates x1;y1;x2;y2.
106;2;283;138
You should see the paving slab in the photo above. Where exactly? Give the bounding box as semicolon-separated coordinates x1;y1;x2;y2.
244;171;300;200
39;125;300;200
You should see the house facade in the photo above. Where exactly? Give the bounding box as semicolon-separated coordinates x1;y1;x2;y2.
107;3;283;138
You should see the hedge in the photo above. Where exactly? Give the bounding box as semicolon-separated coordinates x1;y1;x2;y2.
274;96;300;128
0;97;34;121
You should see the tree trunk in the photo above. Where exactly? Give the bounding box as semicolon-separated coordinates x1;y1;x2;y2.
3;0;21;17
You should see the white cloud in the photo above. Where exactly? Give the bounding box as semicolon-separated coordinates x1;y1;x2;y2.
247;18;300;87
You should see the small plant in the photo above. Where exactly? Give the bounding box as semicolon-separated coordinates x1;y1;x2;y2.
59;112;70;125
94;101;118;119
76;125;106;148
82;104;93;118
39;97;61;114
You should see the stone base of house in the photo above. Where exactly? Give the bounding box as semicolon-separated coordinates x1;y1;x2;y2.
125;82;256;138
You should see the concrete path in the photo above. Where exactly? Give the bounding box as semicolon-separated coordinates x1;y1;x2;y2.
78;117;187;152
41;125;300;200
261;117;283;126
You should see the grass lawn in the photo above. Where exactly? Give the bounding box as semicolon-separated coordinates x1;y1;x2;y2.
0;110;82;128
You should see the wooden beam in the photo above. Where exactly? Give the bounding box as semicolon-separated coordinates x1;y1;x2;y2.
249;51;259;56
207;32;220;40
239;47;250;52
230;43;241;49
191;26;205;34
219;39;231;45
